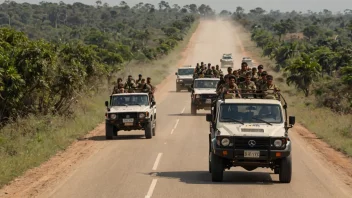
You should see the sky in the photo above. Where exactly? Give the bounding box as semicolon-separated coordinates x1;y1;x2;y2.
8;0;352;13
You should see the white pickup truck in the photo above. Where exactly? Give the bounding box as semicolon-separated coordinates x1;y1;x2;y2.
105;93;157;140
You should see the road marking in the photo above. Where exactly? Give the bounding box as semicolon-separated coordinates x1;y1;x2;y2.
152;153;163;171
170;129;174;134
181;107;185;114
145;179;158;198
174;119;180;129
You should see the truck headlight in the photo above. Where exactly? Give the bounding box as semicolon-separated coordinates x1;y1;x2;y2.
110;114;117;119
195;94;200;99
139;113;145;119
221;138;230;146
274;139;283;147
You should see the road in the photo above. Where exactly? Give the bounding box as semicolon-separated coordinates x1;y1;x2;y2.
2;20;352;198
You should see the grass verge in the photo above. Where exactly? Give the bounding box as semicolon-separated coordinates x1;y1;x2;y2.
233;24;352;156
0;20;200;188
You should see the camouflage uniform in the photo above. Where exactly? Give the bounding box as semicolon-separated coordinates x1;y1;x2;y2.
143;82;155;102
239;81;256;98
212;68;219;77
112;82;125;94
238;69;248;83
260;83;280;99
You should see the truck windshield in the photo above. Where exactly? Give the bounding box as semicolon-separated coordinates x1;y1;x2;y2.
194;80;219;89
111;95;149;106
219;104;283;124
178;68;194;75
223;56;232;59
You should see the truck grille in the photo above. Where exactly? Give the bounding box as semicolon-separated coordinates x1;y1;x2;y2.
234;137;270;150
200;94;217;99
117;113;138;119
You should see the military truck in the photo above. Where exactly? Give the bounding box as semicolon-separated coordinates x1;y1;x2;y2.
104;92;157;140
190;78;220;114
242;57;253;67
206;91;295;183
220;53;234;68
175;65;195;92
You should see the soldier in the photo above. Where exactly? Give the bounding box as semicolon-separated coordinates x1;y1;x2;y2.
238;62;248;83
124;75;136;92
216;74;226;94
251;67;259;82
112;82;125;94
224;67;233;79
260;75;280;99
137;78;146;89
212;66;219;77
215;65;223;76
239;72;256;98
205;63;213;76
222;75;241;98
143;77;156;102
257;65;264;78
136;74;142;85
256;71;268;89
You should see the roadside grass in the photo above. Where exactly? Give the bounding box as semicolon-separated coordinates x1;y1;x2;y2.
234;24;352;156
0;20;200;188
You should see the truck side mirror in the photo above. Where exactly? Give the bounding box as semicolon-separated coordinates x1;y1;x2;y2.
175;72;178;75
206;114;212;122
289;116;295;125
151;101;156;106
105;101;109;107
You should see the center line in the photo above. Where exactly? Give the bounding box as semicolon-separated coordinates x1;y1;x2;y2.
180;107;185;114
170;129;175;134
173;119;180;129
145;179;158;198
152;153;163;171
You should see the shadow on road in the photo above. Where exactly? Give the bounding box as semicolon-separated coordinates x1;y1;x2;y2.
168;113;207;117
79;135;146;141
148;171;278;185
168;90;190;93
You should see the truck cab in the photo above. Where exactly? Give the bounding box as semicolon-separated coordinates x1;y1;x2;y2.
206;92;295;183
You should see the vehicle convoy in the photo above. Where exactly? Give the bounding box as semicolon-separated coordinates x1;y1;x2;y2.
175;65;195;92
190;78;220;114
105;92;157;140
220;53;234;68
242;57;253;67
206;91;295;183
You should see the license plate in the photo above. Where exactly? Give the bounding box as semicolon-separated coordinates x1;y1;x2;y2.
124;122;133;126
123;118;134;123
205;99;212;104
244;150;260;158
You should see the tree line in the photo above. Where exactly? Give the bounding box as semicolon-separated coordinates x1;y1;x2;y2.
0;1;215;124
222;7;352;114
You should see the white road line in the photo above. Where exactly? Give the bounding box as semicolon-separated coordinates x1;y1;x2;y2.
173;119;180;129
170;129;174;134
181;107;185;114
152;153;163;171
145;179;158;198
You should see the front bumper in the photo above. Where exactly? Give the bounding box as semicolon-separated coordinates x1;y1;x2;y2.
212;136;291;163
106;113;151;130
192;95;217;109
176;79;193;88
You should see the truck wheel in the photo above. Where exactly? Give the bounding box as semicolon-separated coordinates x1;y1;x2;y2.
279;155;292;183
211;152;224;182
113;126;118;136
191;104;197;115
145;121;153;139
152;120;156;136
209;152;212;173
105;123;114;140
176;84;181;92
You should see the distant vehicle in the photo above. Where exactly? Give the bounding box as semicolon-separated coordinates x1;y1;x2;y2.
206;91;295;183
242;57;253;67
175;66;195;92
104;93;157;140
190;78;220;114
220;53;234;68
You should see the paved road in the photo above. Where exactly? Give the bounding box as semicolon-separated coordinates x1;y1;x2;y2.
35;20;352;198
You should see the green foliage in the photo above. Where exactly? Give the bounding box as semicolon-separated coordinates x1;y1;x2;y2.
0;1;214;123
233;7;352;113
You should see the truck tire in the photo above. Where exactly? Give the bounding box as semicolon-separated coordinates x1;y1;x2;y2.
176;84;181;92
105;123;114;140
279;155;292;183
153;120;156;136
145;121;153;139
113;126;118;136
191;104;196;115
211;152;224;182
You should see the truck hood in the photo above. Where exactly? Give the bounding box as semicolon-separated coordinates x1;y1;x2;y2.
217;123;285;137
109;106;150;113
194;89;217;94
178;75;193;79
